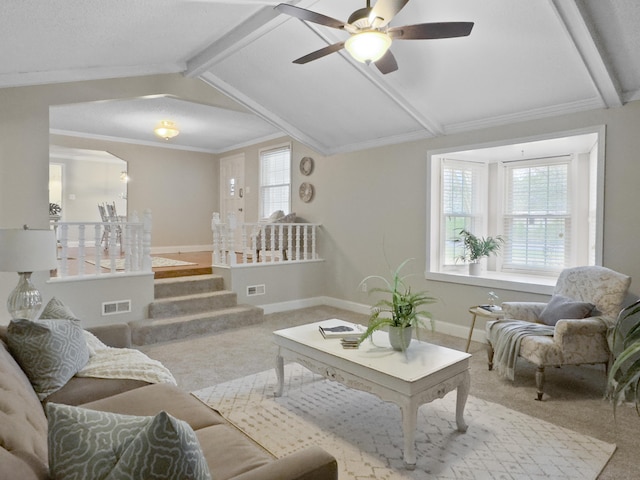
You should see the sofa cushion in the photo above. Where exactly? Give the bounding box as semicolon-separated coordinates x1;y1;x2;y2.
7;318;90;400
196;424;273;480
44;376;150;406
47;403;211;480
539;294;595;326
80;382;228;431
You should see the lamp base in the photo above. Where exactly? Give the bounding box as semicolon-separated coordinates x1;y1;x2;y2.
7;272;42;320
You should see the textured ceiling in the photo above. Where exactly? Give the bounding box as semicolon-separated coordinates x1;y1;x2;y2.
2;0;639;155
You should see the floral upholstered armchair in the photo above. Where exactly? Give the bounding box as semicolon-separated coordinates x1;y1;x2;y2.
486;266;631;400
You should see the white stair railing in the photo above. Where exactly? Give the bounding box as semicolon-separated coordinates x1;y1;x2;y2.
52;210;152;279
211;213;320;266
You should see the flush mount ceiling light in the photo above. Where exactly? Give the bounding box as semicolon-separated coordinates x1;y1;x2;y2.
345;30;392;63
154;120;179;140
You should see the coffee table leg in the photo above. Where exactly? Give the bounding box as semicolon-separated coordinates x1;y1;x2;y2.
400;402;418;469
456;370;470;432
275;353;284;397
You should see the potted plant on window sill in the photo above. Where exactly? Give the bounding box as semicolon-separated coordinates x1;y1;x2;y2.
455;229;505;276
357;258;437;352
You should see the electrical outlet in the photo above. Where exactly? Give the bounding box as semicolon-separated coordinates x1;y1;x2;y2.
361;282;368;293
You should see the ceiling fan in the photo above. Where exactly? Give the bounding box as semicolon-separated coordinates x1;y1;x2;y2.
275;0;473;74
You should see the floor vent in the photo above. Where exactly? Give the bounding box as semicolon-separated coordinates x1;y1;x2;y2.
102;299;132;316
247;284;266;296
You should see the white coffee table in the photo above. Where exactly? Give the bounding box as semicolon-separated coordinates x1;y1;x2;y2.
273;320;471;467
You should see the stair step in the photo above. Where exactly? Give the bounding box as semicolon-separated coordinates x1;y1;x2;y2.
148;290;237;319
154;274;224;299
130;305;264;345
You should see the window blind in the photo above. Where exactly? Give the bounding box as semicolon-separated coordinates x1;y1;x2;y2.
259;145;291;218
441;159;484;266
502;161;570;272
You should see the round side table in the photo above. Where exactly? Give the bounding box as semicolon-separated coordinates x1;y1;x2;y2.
466;306;504;352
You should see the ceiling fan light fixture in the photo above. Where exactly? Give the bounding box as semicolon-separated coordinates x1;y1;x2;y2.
154;120;180;140
345;30;392;63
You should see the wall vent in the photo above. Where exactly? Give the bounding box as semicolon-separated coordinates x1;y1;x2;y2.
102;299;132;316
247;284;266;296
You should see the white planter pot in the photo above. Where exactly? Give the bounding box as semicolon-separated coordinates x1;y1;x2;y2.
388;326;412;351
469;262;482;276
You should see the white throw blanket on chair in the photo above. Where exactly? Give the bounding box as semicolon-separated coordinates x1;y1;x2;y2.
488;320;555;380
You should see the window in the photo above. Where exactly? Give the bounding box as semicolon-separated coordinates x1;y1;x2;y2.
259;144;291;218
427;128;604;287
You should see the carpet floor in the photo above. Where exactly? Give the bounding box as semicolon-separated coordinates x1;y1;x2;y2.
138;305;638;479
193;363;616;479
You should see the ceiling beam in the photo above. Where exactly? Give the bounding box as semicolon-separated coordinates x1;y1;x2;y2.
185;2;303;78
549;0;622;108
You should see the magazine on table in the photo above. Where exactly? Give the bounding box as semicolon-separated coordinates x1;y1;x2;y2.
479;304;502;313
318;320;366;339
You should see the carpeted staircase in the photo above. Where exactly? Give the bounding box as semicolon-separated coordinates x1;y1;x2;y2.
129;274;264;345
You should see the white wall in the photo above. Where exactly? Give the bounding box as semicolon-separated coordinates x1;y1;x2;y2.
0;74;224;325
224;100;640;336
2;72;640;335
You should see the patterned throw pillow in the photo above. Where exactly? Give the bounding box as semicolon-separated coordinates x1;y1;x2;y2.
7;318;90;400
39;296;80;321
47;403;212;480
539;294;595;326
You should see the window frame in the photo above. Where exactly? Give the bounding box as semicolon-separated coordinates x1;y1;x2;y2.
426;126;605;294
259;142;292;219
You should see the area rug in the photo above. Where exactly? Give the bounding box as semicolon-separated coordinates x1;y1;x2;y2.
86;256;197;270
193;363;615;480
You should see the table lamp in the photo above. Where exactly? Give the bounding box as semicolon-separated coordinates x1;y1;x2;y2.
0;227;57;320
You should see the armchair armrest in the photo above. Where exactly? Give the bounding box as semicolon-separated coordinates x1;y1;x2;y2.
501;302;547;322
230;446;337;480
554;317;608;346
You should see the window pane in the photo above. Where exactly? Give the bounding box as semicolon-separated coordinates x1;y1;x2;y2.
441;160;483;266
260;145;291;218
503;162;570;272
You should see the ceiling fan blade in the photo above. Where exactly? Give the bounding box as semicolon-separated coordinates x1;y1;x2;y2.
371;0;410;27
374;50;398;74
389;22;474;40
293;42;346;64
275;4;345;30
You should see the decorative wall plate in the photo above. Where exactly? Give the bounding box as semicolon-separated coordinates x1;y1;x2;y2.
300;156;314;176
299;182;314;203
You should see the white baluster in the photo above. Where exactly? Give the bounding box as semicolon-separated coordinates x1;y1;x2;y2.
142;209;152;272
78;224;86;276
94;224;102;275
59;224;69;278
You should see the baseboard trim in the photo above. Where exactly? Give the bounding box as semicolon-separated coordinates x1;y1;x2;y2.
260;296;487;343
151;245;213;255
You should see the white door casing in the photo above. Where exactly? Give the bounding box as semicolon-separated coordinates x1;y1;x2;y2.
219;153;245;251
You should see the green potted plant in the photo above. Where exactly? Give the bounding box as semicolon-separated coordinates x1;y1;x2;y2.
455;229;505;276
608;299;640;417
358;258;437;351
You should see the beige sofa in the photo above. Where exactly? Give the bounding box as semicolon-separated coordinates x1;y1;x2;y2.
0;323;337;480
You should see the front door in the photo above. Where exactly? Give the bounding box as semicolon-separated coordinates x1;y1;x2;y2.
219;153;245;251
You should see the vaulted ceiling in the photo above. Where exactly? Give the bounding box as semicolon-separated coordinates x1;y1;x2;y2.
3;0;639;155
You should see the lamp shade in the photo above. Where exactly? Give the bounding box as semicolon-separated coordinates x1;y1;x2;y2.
345;30;392;63
0;229;57;273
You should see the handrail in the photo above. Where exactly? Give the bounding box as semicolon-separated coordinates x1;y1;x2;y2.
211;216;321;266
51;210;153;279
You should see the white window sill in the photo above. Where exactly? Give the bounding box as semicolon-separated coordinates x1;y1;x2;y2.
425;270;556;295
